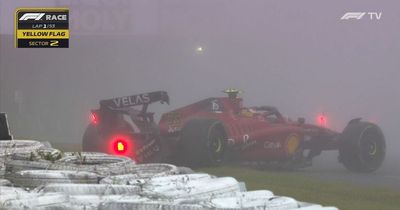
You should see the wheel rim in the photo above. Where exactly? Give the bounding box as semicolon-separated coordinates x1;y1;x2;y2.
208;129;225;163
213;138;223;153
359;126;384;169
367;140;377;155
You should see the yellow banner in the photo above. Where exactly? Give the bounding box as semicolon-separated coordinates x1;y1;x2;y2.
17;30;69;39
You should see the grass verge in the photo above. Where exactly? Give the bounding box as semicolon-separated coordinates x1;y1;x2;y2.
200;166;400;210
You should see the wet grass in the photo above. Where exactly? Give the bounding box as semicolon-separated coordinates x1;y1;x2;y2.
200;166;400;210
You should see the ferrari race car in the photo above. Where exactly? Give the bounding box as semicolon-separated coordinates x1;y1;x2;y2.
82;90;386;173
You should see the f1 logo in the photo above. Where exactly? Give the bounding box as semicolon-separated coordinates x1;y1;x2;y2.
19;13;45;21
340;12;365;20
341;12;382;20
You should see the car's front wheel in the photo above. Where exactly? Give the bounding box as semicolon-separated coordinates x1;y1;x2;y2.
339;120;385;173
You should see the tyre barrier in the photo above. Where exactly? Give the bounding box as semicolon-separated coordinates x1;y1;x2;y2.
56;154;137;176
100;174;142;185
0;178;11;186
63;152;109;157
0;140;58;177
100;166;188;185
5;159;66;173
205;196;298;209
10;147;63;162
176;167;194;174
142;176;242;201
37;183;141;195
146;173;213;184
201;190;275;208
0;186;33;202
6;170;99;188
123;163;180;178
99;201;204;210
5;154;137;176
68;195;150;210
297;202;340;210
0;140;338;210
0;140;46;156
1;192;68;210
0;162;4;177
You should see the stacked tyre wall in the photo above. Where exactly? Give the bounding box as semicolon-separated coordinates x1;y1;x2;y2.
0;140;338;210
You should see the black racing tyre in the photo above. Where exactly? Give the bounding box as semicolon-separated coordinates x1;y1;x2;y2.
178;119;228;167
82;122;133;153
339;121;385;173
82;124;103;152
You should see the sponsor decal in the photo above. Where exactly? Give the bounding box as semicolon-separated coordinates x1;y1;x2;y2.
164;112;182;133
264;141;281;150
112;94;150;108
136;139;160;163
240;134;256;150
285;134;300;155
211;99;223;112
15;8;69;48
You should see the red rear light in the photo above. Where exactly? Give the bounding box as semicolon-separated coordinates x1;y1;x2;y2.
317;113;327;127
114;139;128;154
108;134;136;161
90;112;98;124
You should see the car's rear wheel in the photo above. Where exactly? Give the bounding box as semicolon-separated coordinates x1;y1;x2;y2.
178;119;228;168
339;121;385;173
82;123;132;153
82;124;102;152
82;124;104;152
82;123;166;164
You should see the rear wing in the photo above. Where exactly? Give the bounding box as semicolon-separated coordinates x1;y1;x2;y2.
99;91;169;110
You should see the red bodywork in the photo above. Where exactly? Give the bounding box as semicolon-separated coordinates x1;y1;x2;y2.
84;91;385;172
159;97;339;162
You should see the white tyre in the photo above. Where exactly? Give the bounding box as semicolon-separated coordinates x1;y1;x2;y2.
100;165;185;185
2;192;68;210
69;195;146;209
123;163;179;178
56;155;136;176
203;190;275;209
0;140;47;156
142;177;241;201
37;183;141;195
7;170;99;188
5;154;136;176
99;201;203;210
0;178;11;186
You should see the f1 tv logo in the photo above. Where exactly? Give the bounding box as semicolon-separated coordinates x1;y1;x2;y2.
341;12;382;20
19;13;45;21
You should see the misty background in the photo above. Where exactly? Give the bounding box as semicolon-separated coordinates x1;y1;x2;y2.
0;0;399;175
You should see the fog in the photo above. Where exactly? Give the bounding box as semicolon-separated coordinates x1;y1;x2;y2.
1;0;399;177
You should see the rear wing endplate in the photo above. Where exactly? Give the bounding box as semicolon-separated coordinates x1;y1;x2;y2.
0;113;13;140
99;91;169;110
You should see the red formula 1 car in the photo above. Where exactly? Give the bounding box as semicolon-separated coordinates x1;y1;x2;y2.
82;90;386;173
